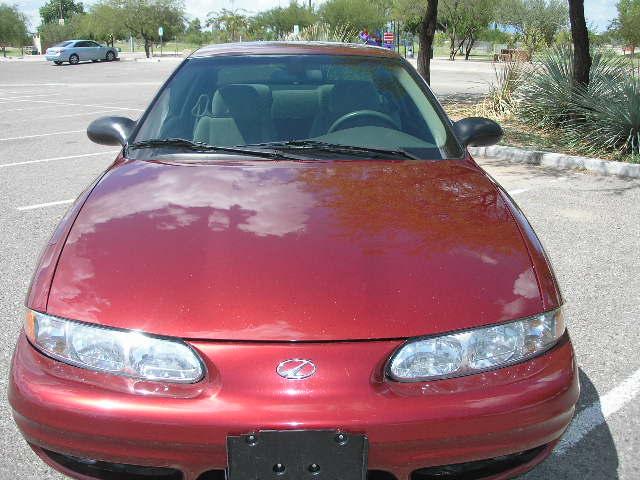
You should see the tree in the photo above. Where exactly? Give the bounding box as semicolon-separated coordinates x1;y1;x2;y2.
184;18;204;45
500;0;568;56
254;2;318;40
206;8;251;43
439;0;498;61
0;3;29;57
105;0;185;57
76;2;128;44
320;0;387;32
568;0;591;88
394;0;439;83
39;0;84;24
611;0;640;53
39;19;78;50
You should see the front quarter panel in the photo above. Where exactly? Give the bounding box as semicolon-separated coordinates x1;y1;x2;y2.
26;154;123;311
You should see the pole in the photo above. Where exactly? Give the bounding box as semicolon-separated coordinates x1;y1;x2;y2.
160;34;163;56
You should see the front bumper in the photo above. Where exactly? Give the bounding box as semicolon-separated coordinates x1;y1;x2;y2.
10;332;579;480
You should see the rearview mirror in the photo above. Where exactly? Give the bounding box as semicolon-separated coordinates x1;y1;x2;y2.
87;116;136;146
452;117;503;148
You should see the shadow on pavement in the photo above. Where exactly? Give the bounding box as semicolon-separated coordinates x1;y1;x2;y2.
522;368;619;479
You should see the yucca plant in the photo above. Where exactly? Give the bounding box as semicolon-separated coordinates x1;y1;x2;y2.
284;23;359;43
516;46;630;129
564;76;640;158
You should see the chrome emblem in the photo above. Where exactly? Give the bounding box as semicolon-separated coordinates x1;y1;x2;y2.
276;359;316;380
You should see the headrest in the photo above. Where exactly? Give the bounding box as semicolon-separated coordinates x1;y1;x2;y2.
216;84;272;119
328;81;380;114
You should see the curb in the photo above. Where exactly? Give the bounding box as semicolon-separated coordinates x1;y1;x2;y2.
469;145;640;179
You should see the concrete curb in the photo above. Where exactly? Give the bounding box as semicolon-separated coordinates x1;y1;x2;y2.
469;145;640;179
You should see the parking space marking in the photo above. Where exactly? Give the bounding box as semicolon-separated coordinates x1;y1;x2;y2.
0;93;61;101
2;104;89;112
8;109;119;122
0;150;119;168
0;82;161;87
0;98;144;112
509;188;530;196
16;199;74;211
0;130;84;142
555;367;640;455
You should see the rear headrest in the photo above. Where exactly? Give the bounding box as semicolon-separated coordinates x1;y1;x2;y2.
328;81;380;114
272;90;320;119
213;84;272;119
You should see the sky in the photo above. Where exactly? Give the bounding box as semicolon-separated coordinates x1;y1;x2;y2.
14;0;619;33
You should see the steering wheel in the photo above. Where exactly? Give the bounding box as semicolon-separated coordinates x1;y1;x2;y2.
328;110;399;134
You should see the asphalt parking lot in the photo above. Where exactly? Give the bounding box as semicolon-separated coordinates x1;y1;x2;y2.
0;58;639;479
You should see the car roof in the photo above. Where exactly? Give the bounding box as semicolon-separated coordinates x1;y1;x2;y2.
191;41;400;59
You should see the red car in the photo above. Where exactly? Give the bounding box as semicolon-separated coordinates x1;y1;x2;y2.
10;42;578;480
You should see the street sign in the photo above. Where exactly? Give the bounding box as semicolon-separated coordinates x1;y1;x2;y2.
158;26;164;37
383;32;394;44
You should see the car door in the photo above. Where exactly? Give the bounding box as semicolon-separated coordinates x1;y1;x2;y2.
86;41;103;60
73;41;90;60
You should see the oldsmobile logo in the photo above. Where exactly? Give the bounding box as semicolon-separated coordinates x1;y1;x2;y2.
276;359;316;380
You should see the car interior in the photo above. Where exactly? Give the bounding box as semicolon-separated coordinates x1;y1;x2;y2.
136;56;449;153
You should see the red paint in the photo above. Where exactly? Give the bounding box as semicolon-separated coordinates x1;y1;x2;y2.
43;157;555;341
10;42;574;480
11;333;578;480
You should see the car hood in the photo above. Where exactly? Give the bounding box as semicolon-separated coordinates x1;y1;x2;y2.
47;157;545;341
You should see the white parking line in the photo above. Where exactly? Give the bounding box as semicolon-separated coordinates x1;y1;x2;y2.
509;188;530;196
0;98;144;112
7;110;118;122
1;104;68;112
0;93;61;101
17;199;74;211
555;367;640;455
0;130;84;142
0;150;119;168
0;82;161;87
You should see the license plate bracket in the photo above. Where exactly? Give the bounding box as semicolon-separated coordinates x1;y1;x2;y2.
227;430;368;480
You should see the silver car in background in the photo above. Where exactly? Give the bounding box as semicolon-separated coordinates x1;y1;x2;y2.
45;40;118;65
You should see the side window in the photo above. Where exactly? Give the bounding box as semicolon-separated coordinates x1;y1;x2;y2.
88;41;100;47
76;41;88;47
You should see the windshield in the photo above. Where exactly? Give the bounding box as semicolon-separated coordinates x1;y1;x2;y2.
132;54;462;160
52;41;73;48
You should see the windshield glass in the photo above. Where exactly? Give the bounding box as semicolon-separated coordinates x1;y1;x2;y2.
132;54;462;160
53;41;73;48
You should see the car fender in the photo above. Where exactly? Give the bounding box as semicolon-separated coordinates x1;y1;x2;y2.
25;153;125;311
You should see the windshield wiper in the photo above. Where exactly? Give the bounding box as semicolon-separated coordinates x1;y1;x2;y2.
245;140;419;160
127;138;302;160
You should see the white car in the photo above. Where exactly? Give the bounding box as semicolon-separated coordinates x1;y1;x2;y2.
45;39;118;65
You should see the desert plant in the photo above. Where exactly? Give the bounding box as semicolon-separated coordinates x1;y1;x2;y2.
564;76;640;157
516;46;630;128
480;60;526;118
284;22;359;43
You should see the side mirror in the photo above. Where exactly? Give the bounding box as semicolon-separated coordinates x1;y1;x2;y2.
87;116;136;146
452;117;503;148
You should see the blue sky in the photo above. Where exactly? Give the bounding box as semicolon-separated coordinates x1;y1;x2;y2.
14;0;620;32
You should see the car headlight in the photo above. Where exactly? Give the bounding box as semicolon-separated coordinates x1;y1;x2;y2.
388;308;565;382
24;310;205;383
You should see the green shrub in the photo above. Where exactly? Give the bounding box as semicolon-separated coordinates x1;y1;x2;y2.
516;46;629;129
565;76;640;157
481;60;526;118
285;23;359;43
